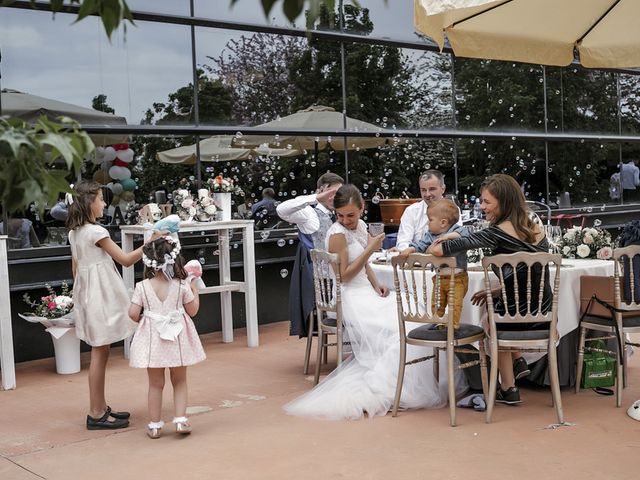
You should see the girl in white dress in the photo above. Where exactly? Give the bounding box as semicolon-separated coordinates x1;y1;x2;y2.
68;181;165;430
284;184;465;420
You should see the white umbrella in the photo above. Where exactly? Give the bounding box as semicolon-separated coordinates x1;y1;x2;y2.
1;89;128;145
415;0;640;68
232;105;387;151
156;135;301;164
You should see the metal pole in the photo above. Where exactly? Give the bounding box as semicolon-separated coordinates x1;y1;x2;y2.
450;55;458;196
617;73;624;205
543;66;550;204
190;0;202;188
339;0;349;183
0;47;7;236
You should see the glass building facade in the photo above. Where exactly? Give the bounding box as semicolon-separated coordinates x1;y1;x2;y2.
2;0;640;245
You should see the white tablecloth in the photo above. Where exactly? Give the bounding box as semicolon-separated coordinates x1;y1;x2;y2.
370;258;614;341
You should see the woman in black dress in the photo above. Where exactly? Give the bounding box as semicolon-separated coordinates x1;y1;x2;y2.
429;174;550;404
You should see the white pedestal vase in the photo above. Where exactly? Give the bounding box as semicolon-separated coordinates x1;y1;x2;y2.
213;193;232;221
19;313;80;374
48;327;81;374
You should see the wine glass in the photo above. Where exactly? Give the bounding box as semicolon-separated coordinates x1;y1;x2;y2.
545;225;562;254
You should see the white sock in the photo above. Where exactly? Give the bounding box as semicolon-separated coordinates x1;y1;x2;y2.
172;416;188;424
148;420;164;429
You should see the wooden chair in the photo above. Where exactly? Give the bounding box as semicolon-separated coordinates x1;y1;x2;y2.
576;245;640;407
310;249;346;386
391;254;488;427
482;252;563;423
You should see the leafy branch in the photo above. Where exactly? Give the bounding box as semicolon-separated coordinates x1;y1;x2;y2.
0;116;94;214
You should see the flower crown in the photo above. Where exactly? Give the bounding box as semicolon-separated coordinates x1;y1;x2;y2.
142;236;182;270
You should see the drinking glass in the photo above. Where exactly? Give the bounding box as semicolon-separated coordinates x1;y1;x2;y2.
368;222;385;237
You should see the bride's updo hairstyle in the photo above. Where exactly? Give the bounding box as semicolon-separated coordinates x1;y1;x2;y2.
333;184;364;210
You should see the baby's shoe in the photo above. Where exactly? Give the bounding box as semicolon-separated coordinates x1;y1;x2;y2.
172;416;192;435
147;420;164;439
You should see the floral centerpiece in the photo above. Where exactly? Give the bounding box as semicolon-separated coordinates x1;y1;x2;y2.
206;174;243;195
558;226;613;260
195;190;217;222
172;188;197;221
21;282;75;328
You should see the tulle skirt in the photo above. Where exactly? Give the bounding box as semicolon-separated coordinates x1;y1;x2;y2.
284;279;467;421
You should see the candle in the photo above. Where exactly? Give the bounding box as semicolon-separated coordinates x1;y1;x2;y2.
155;191;167;204
198;189;209;200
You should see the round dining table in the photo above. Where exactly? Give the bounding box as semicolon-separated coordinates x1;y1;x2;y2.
369;256;615;371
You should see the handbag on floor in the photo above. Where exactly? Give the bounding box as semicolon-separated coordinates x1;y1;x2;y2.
581;339;616;390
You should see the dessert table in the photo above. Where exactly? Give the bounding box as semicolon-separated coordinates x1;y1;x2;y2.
120;220;259;357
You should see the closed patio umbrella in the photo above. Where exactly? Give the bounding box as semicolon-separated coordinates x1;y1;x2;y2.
157;135;301;165
415;0;640;68
1;89;128;145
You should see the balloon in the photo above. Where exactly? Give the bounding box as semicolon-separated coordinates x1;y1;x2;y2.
106;182;114;192
116;148;134;163
93;169;110;184
112;143;129;151
120;178;136;191
108;166;131;180
114;159;129;167
111;195;121;205
111;183;123;195
93;146;106;165
121;191;135;202
103;146;117;162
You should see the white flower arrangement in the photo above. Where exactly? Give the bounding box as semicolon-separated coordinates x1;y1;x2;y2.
195;192;217;222
173;189;197;221
557;226;613;259
206;174;243;195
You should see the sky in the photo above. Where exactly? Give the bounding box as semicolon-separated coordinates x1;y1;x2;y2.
0;0;420;125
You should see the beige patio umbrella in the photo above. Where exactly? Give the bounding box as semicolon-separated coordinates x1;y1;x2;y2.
1;89;128;145
231;105;387;151
156;135;300;165
415;0;640;68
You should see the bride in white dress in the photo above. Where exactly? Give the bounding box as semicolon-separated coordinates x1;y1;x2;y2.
284;184;466;420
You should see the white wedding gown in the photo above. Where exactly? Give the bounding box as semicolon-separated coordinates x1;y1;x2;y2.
284;220;467;420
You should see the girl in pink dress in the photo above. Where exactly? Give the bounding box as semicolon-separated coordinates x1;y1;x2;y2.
128;236;206;439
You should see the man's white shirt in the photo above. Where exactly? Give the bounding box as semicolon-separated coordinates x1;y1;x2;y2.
620;162;640;190
276;193;332;234
395;200;463;250
395;201;428;250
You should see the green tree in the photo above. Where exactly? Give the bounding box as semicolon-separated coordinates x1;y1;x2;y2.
131;71;233;201
91;94;115;114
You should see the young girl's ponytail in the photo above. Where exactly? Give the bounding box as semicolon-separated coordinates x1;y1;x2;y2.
66;181;102;230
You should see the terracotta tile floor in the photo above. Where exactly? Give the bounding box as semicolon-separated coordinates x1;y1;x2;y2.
1;323;638;479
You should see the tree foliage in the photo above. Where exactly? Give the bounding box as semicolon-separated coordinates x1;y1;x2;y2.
1;0;134;40
0;116;94;214
130;70;233;201
91;94;115;114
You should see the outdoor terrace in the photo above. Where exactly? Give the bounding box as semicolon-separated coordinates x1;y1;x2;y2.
1;322;639;479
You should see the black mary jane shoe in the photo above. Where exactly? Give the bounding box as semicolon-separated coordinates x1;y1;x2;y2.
106;406;131;420
86;410;129;430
